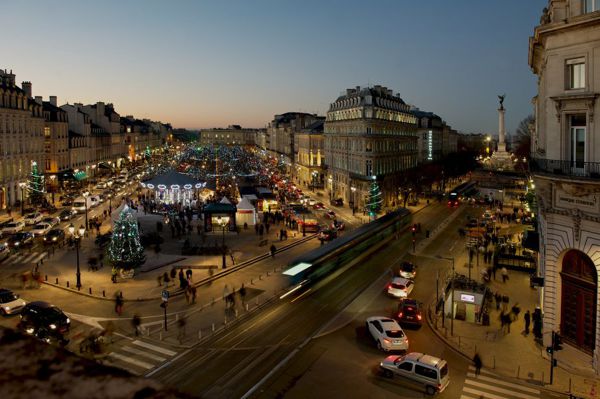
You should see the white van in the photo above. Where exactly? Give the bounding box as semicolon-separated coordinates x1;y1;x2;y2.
72;197;94;214
380;352;449;395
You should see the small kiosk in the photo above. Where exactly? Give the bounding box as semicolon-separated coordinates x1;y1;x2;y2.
202;202;237;232
443;280;489;324
236;196;257;227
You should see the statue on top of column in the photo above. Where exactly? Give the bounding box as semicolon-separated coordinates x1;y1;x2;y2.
498;94;506;110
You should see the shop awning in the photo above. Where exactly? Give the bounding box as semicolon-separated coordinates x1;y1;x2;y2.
73;171;88;181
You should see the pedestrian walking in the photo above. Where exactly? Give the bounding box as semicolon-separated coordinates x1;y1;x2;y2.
186;268;193;281
492;264;497;280
501;266;508;283
524;310;531;335
239;283;247;304
111;267;118;283
170;267;177;280
115;291;124;316
473;353;483;375
230;253;235;265
132;314;141;337
191;285;197;304
270;244;276;257
177;316;186;344
494;292;501;311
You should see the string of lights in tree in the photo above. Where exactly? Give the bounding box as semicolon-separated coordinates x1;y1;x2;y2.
27;160;45;203
366;177;383;217
107;206;146;270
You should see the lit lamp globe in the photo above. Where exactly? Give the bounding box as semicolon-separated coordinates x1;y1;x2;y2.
78;225;85;237
68;223;75;236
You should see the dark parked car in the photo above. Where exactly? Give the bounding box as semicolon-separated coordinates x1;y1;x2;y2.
396;299;423;328
59;209;74;221
7;232;34;248
43;229;66;245
319;229;338;241
19;301;70;343
333;198;344;206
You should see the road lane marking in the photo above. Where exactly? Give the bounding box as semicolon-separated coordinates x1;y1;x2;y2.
290;288;312;303
121;345;167;362
466;371;540;394
464;380;539;399
132;340;176;356
109;352;154;369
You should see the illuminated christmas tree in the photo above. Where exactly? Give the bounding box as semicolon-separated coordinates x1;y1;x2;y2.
28;160;45;204
107;206;146;270
366;178;382;218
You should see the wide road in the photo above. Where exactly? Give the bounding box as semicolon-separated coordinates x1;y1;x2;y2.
150;202;452;398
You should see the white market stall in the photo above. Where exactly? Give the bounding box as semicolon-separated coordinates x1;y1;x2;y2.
236;196;257;226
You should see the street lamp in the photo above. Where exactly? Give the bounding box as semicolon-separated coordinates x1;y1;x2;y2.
18;182;27;215
327;176;333;201
436;255;455;336
311;170;318;192
217;216;226;269
350;186;356;215
108;193;113;215
69;223;86;290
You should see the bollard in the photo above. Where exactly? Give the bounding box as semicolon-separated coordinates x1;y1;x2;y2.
517;365;520;378
212;323;215;332
245;303;249;311
256;298;259;305
89;287;92;295
175;314;179;321
67;281;70;288
250;278;253;285
55;277;58;284
235;309;238;317
198;330;202;340
146;328;150;337
493;355;496;369
102;290;106;297
45;275;48;281
159;332;163;341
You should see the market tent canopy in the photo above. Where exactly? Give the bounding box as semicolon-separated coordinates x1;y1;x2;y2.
141;170;206;189
236;196;254;210
220;197;232;204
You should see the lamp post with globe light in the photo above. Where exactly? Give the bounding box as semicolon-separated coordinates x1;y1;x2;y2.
351;186;356;215
69;223;86;290
19;182;26;215
217;216;227;269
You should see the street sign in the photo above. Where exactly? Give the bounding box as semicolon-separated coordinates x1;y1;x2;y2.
161;289;169;302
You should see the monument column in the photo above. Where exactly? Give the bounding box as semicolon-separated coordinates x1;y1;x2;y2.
498;106;506;153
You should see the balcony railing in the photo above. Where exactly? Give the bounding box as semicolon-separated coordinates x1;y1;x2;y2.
530;158;600;179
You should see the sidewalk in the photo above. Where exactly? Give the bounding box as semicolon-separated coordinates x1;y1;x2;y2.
424;212;600;398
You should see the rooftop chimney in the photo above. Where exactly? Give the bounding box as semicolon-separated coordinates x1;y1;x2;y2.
34;96;43;105
21;81;32;98
49;96;57;106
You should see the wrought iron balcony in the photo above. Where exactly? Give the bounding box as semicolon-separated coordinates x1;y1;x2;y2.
530;158;600;179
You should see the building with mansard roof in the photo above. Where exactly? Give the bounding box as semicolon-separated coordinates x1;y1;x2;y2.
324;85;418;210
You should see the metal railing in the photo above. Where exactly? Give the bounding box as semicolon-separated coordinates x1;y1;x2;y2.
530;157;600;179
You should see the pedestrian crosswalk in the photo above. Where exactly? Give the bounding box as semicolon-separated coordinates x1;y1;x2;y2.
1;251;47;267
460;365;541;399
104;339;178;375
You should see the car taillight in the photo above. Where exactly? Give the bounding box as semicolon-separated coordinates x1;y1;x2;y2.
398;312;403;318
417;314;422;320
386;284;391;289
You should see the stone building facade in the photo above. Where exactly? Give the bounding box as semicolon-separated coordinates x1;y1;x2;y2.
529;0;600;372
324;85;418;209
294;119;325;189
39;96;69;193
267;112;323;170
200;125;260;147
0;70;45;209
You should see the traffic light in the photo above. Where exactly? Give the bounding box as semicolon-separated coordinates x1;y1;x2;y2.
553;332;563;352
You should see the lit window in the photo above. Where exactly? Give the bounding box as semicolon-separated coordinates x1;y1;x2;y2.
567;58;585;89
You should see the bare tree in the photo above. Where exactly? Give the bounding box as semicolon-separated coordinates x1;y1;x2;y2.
513;115;534;159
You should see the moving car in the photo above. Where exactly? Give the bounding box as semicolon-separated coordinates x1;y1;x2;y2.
30;222;53;237
326;210;336;219
380;352;450;395
42;216;61;227
0;289;26;315
398;262;417;279
43;229;65;245
366;316;409;352
332;220;345;231
386;277;414;299
319;229;338;241
59;208;75;221
18;301;70;342
313;202;326;210
7;232;34;248
396;299;423;327
24;212;44;226
1;221;25;235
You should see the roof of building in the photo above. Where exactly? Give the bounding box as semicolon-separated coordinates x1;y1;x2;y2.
329;85;409;112
300;119;325;134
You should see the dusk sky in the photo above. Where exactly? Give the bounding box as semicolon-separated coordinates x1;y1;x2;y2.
4;0;546;135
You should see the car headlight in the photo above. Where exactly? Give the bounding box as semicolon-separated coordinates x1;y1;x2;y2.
15;242;19;246
3;306;10;311
66;317;70;324
52;237;57;241
49;324;57;330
